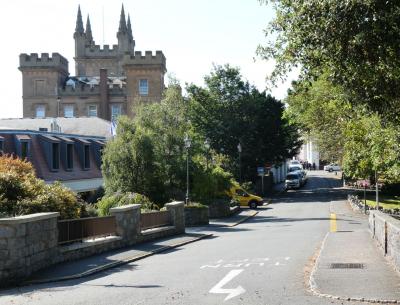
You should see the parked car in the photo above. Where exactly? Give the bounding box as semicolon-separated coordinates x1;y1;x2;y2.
296;170;308;185
324;163;341;172
285;172;302;189
288;165;303;172
289;160;301;166
227;186;263;209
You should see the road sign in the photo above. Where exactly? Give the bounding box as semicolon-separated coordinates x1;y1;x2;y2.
257;167;265;175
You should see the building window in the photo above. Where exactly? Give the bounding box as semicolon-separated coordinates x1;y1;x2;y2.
21;141;28;159
64;105;74;118
52;143;60;170
66;144;73;170
35;105;46;118
84;145;90;169
111;104;122;120
88;105;98;117
139;79;148;96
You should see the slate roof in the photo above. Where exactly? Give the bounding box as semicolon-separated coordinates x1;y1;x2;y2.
0;117;112;139
0;129;105;184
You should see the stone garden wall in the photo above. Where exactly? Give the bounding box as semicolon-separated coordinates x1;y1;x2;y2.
0;201;185;286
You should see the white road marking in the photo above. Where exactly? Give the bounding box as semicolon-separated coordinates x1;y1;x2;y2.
209;269;246;301
201;264;221;269
223;263;243;268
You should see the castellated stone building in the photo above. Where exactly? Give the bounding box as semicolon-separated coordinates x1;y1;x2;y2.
19;5;167;121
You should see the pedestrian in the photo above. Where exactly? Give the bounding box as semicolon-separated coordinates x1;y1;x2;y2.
313;162;316;170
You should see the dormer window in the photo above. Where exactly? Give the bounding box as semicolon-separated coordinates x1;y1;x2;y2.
15;135;31;160
0;137;4;155
57;136;74;171
38;135;60;172
74;138;91;170
84;145;90;169
66;144;73;170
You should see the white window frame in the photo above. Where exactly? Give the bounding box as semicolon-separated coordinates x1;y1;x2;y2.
111;104;122;120
88;105;98;117
139;79;149;96
35;105;46;118
64;105;74;118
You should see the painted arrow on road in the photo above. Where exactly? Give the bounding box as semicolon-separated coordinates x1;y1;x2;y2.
209;269;246;301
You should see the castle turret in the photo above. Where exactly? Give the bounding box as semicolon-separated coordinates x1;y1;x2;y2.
19;53;69;117
74;5;86;75
117;5;129;55
85;15;94;46
127;14;135;52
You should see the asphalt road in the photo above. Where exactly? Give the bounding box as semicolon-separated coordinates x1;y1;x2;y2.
0;171;374;305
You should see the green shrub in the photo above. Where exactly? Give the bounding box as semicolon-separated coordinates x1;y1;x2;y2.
80;203;99;218
0;156;81;219
97;192;157;216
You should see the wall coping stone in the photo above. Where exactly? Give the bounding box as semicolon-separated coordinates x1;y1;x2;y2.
165;201;184;207
370;210;400;226
141;226;175;236
110;204;141;213
0;212;59;224
59;235;122;253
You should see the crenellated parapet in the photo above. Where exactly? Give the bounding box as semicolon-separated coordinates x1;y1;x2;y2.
19;53;69;73
122;50;166;70
85;44;120;57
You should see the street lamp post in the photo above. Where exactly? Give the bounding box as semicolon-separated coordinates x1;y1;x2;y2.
204;138;211;203
237;142;242;184
184;134;191;205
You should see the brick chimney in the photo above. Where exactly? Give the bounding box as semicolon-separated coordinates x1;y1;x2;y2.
99;68;109;120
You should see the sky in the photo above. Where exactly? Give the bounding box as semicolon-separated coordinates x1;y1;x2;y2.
0;0;298;119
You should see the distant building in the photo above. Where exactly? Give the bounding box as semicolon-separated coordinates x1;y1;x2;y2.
297;139;320;169
0;119;107;193
19;5;167;121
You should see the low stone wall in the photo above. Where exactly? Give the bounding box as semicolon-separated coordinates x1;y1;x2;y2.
0;213;59;286
369;211;400;272
0;201;185;286
208;199;237;218
185;206;209;226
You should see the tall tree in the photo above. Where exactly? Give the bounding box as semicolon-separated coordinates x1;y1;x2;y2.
259;0;400;122
188;64;301;181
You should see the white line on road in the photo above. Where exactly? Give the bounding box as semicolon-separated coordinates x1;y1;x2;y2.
209;269;246;301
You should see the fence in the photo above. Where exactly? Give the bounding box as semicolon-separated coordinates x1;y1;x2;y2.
140;211;171;230
58;216;116;244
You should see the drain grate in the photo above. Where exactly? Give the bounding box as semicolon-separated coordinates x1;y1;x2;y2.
330;263;364;269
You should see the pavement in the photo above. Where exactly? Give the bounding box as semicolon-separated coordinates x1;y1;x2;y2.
1;171;399;305
310;198;400;302
21;209;259;286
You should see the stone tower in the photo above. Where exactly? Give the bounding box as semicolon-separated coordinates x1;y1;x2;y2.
19;53;69;118
20;4;166;121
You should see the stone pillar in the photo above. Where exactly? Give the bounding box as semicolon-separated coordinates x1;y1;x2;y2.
165;201;185;234
0;212;59;286
110;204;141;246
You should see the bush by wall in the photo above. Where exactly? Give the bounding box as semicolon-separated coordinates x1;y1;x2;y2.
0;155;81;219
97;192;157;216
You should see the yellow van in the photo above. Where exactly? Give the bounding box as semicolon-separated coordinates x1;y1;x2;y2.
227;186;263;209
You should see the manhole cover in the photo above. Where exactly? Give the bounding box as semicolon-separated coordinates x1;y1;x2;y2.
330;263;364;269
